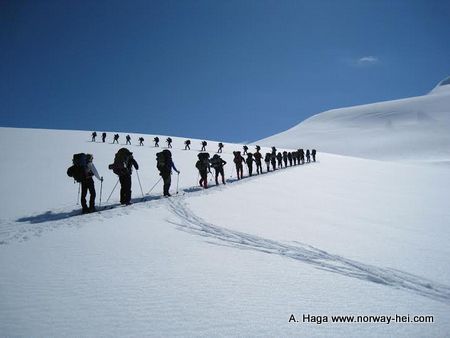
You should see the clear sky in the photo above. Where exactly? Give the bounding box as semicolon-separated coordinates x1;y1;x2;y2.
1;0;449;142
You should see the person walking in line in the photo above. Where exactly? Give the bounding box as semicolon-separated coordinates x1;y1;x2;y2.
102;132;107;143
233;151;245;180
299;149;305;164
282;151;288;167
126;134;131;145
139;137;144;146
265;153;271;172
243;145;248;155
156;149;180;197
91;132;97;142
184;139;191;150
277;152;283;168
288;152;293;166
306;149;311;163
217;142;224;153
110;148;138;205
292;151;297;165
254;150;263;174
210;154;226;185
113;134;119;144
154;137;160;147
246;153;255;176
196;152;210;188
311;149;317;162
201;141;207;151
166;137;172;148
270;152;277;171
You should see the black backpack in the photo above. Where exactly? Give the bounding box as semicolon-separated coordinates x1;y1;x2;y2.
67;153;88;182
196;153;210;170
156;150;171;172
109;148;132;176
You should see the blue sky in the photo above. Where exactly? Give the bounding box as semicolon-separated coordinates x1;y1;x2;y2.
1;0;449;142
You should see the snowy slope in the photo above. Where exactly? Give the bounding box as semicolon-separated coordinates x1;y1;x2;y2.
259;77;450;162
1;127;450;337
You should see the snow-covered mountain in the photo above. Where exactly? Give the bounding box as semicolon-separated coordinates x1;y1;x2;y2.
259;77;450;163
1;80;450;338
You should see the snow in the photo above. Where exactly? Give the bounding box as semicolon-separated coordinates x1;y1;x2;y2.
259;77;450;162
1;81;450;337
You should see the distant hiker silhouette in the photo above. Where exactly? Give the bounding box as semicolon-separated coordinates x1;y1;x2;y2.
156;149;179;196
292;151;297;165
138;137;144;146
91;132;97;142
154;137;159;147
246;153;255;176
217;142;224;153
265;153;271;172
299;149;305;164
312;149;317;162
184;139;191;150
306;149;311;163
288;152;293;166
271;146;277;155
243;145;248;155
254;150;263;174
113;134;119;144
102;132;106;143
233;151;245;180
283;151;288;167
126;134;131;145
166;137;172;148
196;152;210;188
201;141;207;151
109;148;138;205
270;153;277;171
277;152;283;168
210;154;227;185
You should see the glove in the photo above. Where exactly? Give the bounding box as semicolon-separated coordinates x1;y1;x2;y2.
177;170;180;174
100;177;104;182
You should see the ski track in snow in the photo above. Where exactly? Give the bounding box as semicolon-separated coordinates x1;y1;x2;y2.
166;196;450;305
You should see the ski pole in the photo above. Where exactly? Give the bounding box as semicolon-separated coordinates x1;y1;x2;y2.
135;170;144;198
176;172;180;194
99;179;103;207
76;182;80;205
146;177;162;195
106;178;120;203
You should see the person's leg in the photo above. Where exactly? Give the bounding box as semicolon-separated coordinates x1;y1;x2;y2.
81;181;88;212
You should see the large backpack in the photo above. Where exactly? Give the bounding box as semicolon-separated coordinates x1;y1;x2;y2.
196;153;210;170
156;150;171;172
109;148;132;176
210;155;222;168
67;153;88;182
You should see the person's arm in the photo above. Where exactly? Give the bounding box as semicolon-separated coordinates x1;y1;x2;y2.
171;161;179;173
132;159;139;170
88;162;102;181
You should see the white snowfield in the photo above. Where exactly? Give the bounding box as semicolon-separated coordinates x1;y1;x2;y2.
1;80;450;337
260;77;450;163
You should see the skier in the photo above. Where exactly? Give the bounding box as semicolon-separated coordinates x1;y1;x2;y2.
311;149;317;162
264;153;271;172
113;134;119;144
201;141;207;151
282;151;288;167
91;132;97;142
299;149;305;164
246;153;255;176
254;150;263;174
110;148;138;205
196;152;210;188
288;152;293;166
233;151;245;180
138;137;144;146
184;139;191;150
156;149;180;197
217;142;224;153
126;134;131;145
243;145;248;155
166;137;172;148
102;132;107;143
277;152;283;168
154;137;159;147
270;152;277;171
306;149;311;163
210;154;226;185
